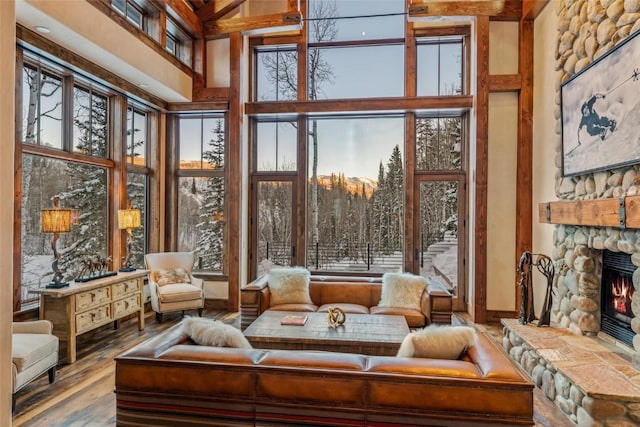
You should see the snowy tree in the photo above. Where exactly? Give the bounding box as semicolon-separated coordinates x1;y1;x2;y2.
195;119;225;270
59;92;109;277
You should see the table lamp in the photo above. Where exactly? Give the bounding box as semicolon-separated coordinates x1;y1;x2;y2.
118;200;141;272
41;196;72;288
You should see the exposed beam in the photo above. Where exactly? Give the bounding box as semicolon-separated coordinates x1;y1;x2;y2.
190;0;205;8
167;100;229;111
163;0;203;38
204;12;302;39
245;96;473;115
197;0;246;22
408;0;522;19
473;16;489;324
489;74;521;92
522;0;549;21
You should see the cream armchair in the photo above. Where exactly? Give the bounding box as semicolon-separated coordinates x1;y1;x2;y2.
12;320;59;411
145;252;205;323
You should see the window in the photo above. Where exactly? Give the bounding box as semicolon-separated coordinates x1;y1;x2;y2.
17;52;158;311
306;0;405;100
306;116;405;271
126;172;147;269
255;46;297;101
22;64;63;148
417;36;465;96
177;115;226;272
73;85;108;158
256;121;297;171
112;0;145;30
21;155;108;307
166;18;192;67
126;107;147;165
250;0;469;310
416;116;463;170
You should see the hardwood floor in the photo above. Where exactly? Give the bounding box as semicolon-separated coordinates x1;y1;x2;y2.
12;310;573;427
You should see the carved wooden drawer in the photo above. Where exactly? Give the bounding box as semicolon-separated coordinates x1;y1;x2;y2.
76;303;111;334
75;287;111;311
113;294;141;318
112;279;140;299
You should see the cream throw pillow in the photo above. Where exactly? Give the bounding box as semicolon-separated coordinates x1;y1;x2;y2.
153;268;191;286
378;272;427;310
267;267;312;306
182;317;252;349
397;324;477;359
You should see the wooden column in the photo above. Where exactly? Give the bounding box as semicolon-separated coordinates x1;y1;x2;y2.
227;31;243;311
474;16;490;324
515;19;534;316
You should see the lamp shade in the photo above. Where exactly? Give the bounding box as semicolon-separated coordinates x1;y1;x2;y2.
41;209;72;233
118;209;141;230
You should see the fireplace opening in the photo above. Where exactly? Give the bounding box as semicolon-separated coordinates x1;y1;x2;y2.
601;250;636;347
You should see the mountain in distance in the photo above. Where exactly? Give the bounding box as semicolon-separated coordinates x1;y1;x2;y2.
315;175;378;198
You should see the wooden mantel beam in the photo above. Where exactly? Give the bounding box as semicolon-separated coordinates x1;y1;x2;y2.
204;11;302;39
408;1;522;20
522;0;550;21
538;197;640;229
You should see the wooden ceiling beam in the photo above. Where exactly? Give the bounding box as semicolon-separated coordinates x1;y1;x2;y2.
204;11;302;39
163;0;203;37
197;0;246;22
408;1;522;19
522;0;549;20
190;0;206;8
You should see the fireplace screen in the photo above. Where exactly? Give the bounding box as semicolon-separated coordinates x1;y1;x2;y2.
602;269;635;323
601;250;635;347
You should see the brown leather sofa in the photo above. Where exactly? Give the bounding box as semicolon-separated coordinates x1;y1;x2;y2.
115;324;534;427
240;274;453;330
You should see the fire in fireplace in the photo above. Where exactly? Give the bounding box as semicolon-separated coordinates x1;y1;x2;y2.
601;250;636;347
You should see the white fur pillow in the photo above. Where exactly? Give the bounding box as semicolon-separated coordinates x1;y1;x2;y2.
181;317;252;349
378;272;427;310
267;267;312;306
397;324;477;359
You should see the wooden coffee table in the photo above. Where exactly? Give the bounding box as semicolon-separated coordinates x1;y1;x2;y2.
243;311;410;356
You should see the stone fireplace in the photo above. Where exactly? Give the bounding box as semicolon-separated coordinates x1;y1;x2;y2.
503;224;640;425
551;224;640;351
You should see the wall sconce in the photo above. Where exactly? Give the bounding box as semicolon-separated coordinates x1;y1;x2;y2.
118;200;141;272
41;196;72;288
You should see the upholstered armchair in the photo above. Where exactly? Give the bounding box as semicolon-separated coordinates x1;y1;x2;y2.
145;252;204;323
12;320;59;411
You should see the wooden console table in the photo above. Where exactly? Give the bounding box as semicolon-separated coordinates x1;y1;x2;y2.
34;270;148;363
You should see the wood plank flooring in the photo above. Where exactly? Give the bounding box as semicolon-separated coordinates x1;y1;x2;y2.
12;310;573;427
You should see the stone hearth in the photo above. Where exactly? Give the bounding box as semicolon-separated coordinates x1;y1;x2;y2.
503;319;640;426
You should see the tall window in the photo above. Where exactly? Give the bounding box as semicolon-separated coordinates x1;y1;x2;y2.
125;104;151;269
249;0;470;289
177;115;226;272
306;117;405;272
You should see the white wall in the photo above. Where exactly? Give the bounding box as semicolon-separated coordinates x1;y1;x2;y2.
0;1;16;422
532;3;558;311
487;92;519;311
485;21;519;312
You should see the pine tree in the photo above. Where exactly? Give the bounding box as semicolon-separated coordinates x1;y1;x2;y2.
195;119;225;270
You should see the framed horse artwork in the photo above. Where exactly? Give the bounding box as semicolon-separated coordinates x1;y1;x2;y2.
561;28;640;176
